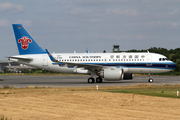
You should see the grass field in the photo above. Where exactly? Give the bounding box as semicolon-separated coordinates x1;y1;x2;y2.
103;84;180;99
0;85;180;120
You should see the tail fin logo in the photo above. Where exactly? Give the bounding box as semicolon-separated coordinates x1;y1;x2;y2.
18;36;32;50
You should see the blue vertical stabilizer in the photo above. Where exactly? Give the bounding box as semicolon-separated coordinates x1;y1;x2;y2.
12;24;46;55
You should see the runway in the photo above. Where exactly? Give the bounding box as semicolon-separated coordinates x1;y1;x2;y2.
0;75;180;88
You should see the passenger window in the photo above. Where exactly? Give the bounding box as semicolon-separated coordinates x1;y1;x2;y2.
159;58;161;61
163;58;165;61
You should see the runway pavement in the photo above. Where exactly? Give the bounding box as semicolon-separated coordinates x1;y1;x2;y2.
0;75;180;88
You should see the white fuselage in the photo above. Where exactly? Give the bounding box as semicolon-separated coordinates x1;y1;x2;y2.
10;52;176;74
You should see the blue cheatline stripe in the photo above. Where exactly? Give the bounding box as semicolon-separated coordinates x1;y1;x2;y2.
127;66;174;70
52;62;175;64
52;62;176;70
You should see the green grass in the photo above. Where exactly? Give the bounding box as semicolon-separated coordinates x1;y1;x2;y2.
0;115;11;120
103;85;180;99
0;79;3;81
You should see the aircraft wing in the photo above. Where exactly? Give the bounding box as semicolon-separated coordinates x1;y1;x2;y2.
45;49;103;69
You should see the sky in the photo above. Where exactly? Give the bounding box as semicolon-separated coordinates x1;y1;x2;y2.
0;0;180;60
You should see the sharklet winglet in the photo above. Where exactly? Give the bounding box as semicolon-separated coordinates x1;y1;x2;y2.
45;49;58;62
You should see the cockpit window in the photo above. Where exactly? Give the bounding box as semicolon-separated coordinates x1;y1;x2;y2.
159;58;170;61
165;58;169;61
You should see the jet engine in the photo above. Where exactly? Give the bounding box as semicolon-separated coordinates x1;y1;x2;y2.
100;68;124;81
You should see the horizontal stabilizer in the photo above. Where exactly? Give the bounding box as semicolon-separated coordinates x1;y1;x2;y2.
7;56;33;61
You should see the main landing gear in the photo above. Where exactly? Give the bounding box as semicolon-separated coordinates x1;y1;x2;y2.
88;77;103;83
88;78;94;83
148;73;153;83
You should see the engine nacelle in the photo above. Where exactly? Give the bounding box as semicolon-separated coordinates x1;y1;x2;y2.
123;73;134;80
73;68;90;74
100;68;124;81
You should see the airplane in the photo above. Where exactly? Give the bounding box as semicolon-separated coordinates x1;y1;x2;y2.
8;24;176;83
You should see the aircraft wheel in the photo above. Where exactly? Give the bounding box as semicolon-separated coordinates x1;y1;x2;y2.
88;78;95;83
148;78;153;83
96;77;103;83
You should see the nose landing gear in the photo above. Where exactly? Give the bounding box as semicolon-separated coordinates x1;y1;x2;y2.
148;73;153;83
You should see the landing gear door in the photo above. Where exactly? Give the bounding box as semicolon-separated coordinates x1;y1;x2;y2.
42;55;48;66
146;54;152;66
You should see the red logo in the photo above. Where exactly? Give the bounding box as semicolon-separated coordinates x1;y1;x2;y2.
18;36;32;50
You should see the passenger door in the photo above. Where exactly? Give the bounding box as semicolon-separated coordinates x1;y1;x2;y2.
146;54;152;66
42;55;48;67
